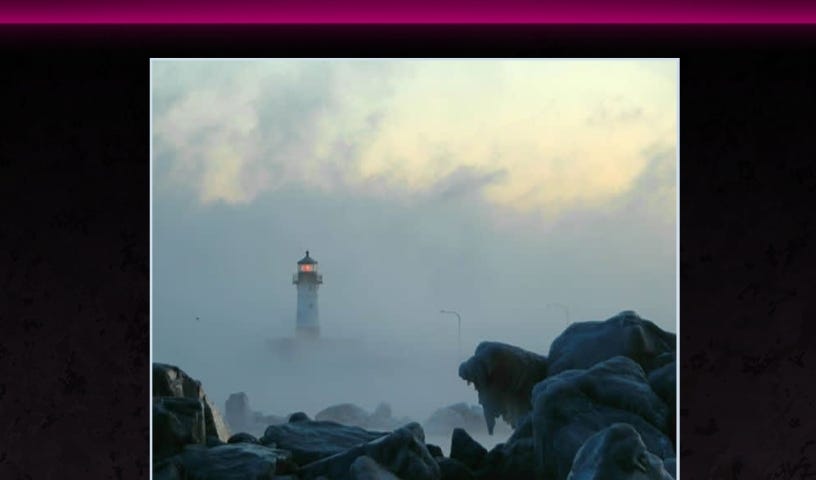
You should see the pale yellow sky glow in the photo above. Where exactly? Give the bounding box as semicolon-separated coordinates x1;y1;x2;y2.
153;59;677;221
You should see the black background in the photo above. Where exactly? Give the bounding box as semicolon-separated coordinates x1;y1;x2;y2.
1;25;815;478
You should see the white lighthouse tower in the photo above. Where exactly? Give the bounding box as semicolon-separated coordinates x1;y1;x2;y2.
293;250;322;339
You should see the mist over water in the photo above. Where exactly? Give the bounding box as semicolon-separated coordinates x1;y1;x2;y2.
152;188;676;428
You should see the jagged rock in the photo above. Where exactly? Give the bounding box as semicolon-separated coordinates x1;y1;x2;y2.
261;419;388;465
566;423;673;480
153;363;231;442
153;397;206;461
225;392;252;433
423;403;494;436
316;403;371;427
350;455;402;480
289;411;311;423
532;356;674;480
437;458;474;480
300;423;440;480
458;342;548;434
426;444;444;459
449;428;487;471
228;432;260;444
176;443;291;480
547;311;675;376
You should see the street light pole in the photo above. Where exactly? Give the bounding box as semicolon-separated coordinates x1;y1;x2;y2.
440;309;462;360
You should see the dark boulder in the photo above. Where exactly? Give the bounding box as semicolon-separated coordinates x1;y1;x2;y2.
261;419;388;466
566;423;673;480
153;363;231;442
228;432;260;444
426;444;444;459
449;428;487;471
647;362;675;407
176;443;291;480
648;362;676;447
299;423;440;480
153;397;206;461
458;342;548;434
474;437;536;480
289;411;311;423
547;311;675;376
437;458;475;480
349;455;402;480
531;356;674;480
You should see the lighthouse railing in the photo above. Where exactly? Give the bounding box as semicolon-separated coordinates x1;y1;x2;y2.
293;273;323;284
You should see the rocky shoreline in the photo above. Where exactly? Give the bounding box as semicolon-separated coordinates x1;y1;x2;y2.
153;310;676;479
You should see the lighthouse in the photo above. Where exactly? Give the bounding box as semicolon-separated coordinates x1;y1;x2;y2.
293;251;322;339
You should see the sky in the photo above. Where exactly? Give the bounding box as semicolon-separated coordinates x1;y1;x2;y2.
151;59;678;425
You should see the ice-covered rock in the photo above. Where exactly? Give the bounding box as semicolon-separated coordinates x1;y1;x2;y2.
177;443;291;480
647;361;676;447
349;455;402;480
261;419;388;466
547;311;675;376
299;423;440;480
458;342;548;434
532;356;674;480
567;423;674;480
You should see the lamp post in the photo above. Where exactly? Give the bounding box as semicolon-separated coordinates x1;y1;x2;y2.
440;309;462;361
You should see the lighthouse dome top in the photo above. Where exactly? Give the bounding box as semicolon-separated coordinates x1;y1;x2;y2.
297;250;317;265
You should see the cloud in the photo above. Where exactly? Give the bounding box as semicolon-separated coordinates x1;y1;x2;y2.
426;165;508;201
152;60;678;223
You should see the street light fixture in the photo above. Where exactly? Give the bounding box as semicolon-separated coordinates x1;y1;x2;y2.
440;309;462;361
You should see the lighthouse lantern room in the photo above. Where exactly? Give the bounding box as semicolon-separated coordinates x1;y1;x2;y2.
293;250;322;339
